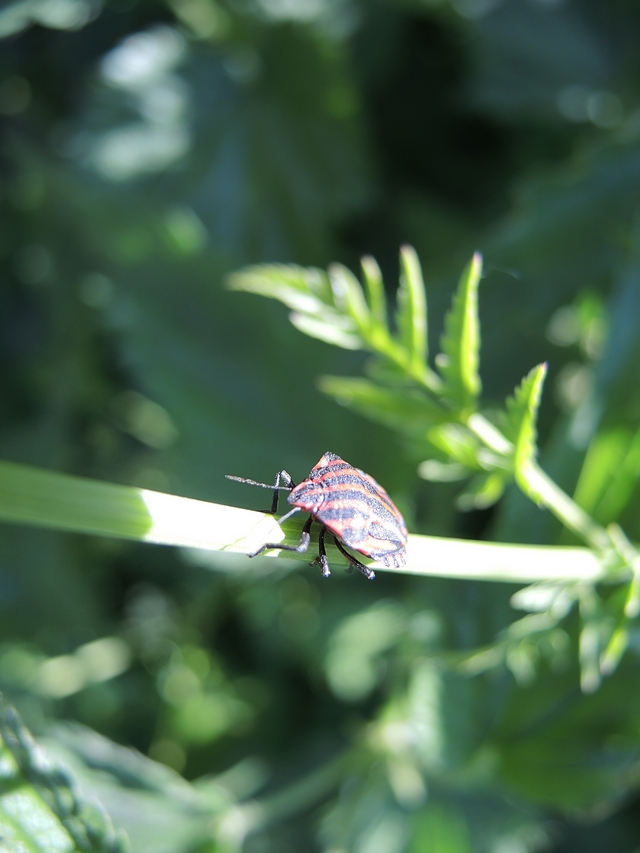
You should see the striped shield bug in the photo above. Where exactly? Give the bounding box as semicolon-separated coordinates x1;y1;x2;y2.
227;452;407;580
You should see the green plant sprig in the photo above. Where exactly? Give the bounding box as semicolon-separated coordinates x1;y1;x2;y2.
229;250;617;551
229;247;640;689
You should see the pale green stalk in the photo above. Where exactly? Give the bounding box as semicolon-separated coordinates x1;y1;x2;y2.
466;412;616;555
0;460;604;583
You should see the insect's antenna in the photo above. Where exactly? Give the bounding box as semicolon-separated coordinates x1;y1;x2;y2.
225;475;292;491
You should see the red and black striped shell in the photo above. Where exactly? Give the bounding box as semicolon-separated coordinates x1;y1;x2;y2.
288;452;408;568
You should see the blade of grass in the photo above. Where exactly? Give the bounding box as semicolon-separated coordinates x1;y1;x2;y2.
0;459;284;553
0;461;604;582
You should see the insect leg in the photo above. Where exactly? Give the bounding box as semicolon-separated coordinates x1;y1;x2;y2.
311;526;331;578
249;512;312;559
333;536;376;581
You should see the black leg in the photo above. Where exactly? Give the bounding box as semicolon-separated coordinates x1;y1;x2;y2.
333;536;376;580
250;514;312;558
311;526;331;578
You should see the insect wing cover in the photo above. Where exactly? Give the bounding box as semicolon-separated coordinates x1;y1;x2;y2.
289;452;407;567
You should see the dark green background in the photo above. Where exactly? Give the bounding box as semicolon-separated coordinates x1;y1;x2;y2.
2;0;640;851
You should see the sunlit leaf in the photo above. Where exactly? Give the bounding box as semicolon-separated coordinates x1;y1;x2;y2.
503;363;548;478
361;255;387;328
436;253;482;409
227;264;332;315
328;263;371;334
319;376;444;433
396;245;428;368
290;312;362;349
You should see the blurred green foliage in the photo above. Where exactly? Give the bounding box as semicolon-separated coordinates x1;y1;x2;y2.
3;0;640;851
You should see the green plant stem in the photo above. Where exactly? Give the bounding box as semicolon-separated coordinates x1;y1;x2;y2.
467;413;613;553
0;460;605;583
520;461;613;552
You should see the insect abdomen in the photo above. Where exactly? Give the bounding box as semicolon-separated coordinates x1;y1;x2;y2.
292;452;407;565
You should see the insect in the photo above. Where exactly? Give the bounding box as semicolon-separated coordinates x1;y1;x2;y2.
227;452;407;580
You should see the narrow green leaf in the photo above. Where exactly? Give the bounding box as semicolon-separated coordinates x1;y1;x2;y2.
504;363;548;479
227;264;332;314
0;460;604;583
600;624;629;677
319;376;444;433
360;255;387;327
436;252;482;409
573;427;640;524
328;263;371;334
0;459;286;554
396;245;428;367
290;312;363;350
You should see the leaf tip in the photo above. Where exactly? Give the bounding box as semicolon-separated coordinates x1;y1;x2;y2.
471;251;483;275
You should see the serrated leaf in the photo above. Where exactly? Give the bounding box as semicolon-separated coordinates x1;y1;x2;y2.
319;376;444;433
504;363;548;477
436;253;482;409
289;312;363;349
360;255;387;327
227;264;332;314
396;245;428;367
328;263;371;334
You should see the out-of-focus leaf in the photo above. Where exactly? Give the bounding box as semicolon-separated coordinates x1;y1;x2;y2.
0;702;127;853
328;263;371;334
437;254;482;410
0;0;96;38
410;805;471;853
494;657;640;810
396;245;428;369
227;264;333;317
228;263;365;350
319;376;444;434
573;427;640;524
324;602;404;702
289;312;362;349
361;255;387;328
42;724;217;853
